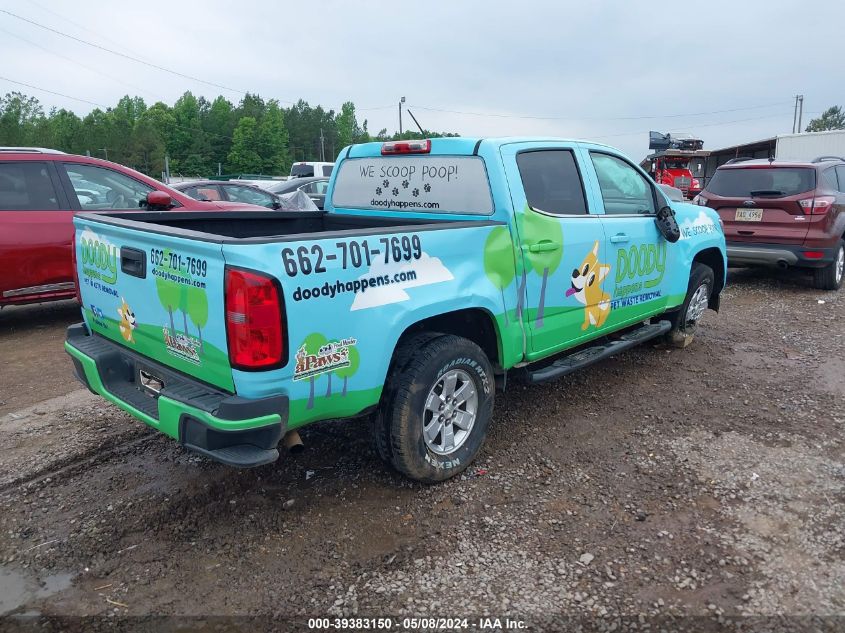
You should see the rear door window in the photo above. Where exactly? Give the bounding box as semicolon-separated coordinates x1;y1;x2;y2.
332;156;493;214
516;150;587;215
836;166;845;192
0;162;61;210
821;168;839;190
194;185;223;201
707;167;816;197
224;185;273;207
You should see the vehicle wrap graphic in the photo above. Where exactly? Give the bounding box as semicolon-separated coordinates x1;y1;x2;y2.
567;241;612;330
71;139;726;435
117;298;137;343
76;224;234;392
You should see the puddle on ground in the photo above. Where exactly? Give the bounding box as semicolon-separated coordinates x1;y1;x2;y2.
818;356;845;397
0;566;74;615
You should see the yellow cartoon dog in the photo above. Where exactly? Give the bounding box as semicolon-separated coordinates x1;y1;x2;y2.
117;297;137;343
565;241;611;330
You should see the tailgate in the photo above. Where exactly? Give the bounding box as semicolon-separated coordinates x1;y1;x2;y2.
715;201;810;245
707;166;814;245
74;217;234;392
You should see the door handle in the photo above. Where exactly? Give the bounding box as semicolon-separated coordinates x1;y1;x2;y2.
610;233;630;243
528;240;560;253
120;246;146;278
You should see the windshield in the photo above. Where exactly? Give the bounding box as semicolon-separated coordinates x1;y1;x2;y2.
707;167;816;197
661;159;690;170
332;156;493;214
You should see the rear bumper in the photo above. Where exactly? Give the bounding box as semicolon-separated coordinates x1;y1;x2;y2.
726;242;836;269
65;323;287;468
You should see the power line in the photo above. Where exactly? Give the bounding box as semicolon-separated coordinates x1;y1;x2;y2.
410;101;793;122
0;75;288;146
357;104;397;111
23;0;159;66
0;26;161;100
592;112;792;140
0;75;108;108
0;8;248;96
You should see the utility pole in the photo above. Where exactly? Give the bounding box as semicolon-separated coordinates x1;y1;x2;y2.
164;155;171;184
792;94;804;134
100;147;108;161
797;95;804;133
399;96;405;136
319;128;326;162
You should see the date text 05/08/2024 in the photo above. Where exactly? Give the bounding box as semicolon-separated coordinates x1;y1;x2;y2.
306;616;527;630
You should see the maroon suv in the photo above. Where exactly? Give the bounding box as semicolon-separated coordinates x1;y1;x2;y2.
695;157;845;290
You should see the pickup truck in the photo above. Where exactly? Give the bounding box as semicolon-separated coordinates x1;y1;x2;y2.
65;137;726;483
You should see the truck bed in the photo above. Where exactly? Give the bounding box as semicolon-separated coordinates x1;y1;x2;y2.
80;210;482;243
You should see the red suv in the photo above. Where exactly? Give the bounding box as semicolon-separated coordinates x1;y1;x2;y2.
0;148;266;307
695;156;845;290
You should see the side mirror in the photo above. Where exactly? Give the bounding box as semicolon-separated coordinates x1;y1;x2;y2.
146;190;174;210
655;205;680;243
271;200;282;210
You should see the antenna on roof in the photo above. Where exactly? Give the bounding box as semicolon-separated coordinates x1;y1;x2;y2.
406;109;426;135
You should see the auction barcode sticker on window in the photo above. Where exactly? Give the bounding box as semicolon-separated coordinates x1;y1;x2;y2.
331;156;493;215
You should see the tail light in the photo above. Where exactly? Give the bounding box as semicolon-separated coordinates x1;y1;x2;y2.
225;267;284;370
381;139;431;155
799;195;835;215
71;230;81;304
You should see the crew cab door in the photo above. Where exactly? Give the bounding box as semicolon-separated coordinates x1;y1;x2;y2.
582;150;670;327
500;142;607;359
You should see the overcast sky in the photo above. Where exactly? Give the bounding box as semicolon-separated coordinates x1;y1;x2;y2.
0;0;842;159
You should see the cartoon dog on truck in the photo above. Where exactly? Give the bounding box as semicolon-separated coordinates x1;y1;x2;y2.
117;297;137;343
566;241;611;330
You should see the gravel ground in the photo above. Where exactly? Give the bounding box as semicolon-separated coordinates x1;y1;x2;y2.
0;267;843;631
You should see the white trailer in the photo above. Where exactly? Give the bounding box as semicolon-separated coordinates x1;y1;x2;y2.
775;130;845;161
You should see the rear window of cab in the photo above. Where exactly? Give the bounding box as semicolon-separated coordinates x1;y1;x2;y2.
331;156;494;215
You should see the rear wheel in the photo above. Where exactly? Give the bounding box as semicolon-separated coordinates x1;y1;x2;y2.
376;335;494;483
666;262;714;349
813;240;844;291
371;332;441;465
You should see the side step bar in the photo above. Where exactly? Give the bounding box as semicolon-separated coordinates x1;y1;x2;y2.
525;320;672;384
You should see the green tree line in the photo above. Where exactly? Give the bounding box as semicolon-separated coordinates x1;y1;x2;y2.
0;91;458;177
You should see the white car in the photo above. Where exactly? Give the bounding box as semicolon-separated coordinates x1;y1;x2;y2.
290;161;334;178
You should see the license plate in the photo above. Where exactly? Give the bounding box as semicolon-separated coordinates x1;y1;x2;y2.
735;208;763;222
138;369;164;396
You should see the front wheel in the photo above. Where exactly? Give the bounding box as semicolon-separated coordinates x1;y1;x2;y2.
813;240;844;291
378;335;494;483
665;262;714;349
